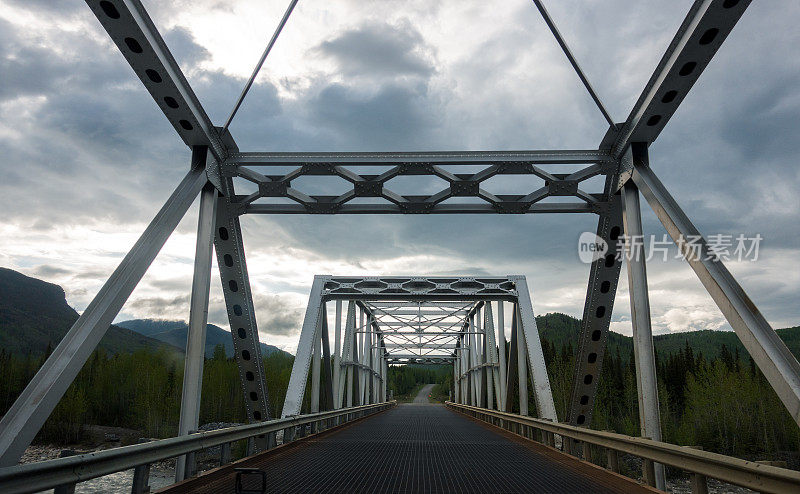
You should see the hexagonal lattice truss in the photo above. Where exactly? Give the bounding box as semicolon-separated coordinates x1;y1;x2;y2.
322;276;519;301
226;151;615;215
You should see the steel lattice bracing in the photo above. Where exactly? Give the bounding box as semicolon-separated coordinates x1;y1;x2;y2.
227;151;614;215
3;5;800;494
281;275;558;423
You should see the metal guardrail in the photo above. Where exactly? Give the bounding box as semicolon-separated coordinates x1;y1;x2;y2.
0;401;395;494
446;402;800;494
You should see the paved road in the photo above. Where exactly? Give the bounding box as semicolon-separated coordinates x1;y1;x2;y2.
412;384;435;403
165;404;653;493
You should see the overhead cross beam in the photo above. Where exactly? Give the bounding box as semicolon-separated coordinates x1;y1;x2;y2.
284;275;557;422
227;150;614;215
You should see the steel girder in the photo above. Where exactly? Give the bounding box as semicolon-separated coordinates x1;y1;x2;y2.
284;276;554;419
214;196;273;434
175;183;218;482
282;277;327;416
568;194;624;426
322;276;519;301
84;0;227;161
0;166;207;466
631;159;800;426
231;156;611;215
612;0;752;159
622;178;666;489
514;277;558;421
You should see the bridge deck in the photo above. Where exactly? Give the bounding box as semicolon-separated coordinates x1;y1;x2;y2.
162;404;654;493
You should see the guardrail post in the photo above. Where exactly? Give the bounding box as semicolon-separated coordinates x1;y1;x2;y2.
131;464;151;494
54;449;76;494
606;448;619;473
582;441;592;463
684;446;708;494
220;442;232;465
184;430;198;478
131;439;152;494
246;437;256;456
643;459;656;487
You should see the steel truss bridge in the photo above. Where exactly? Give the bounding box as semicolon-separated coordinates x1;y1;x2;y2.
1;0;800;493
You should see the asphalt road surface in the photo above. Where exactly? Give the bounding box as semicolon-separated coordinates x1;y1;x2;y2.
413;384;435;403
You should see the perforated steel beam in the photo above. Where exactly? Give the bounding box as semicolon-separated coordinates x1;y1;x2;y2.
214;197;271;434
0;166;206;467
612;0;752;158
568;194;624;427
85;0;226;161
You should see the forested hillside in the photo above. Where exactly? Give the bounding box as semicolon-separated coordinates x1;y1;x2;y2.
117;319;288;358
536;313;800;460
0;345;295;444
0;268;179;356
1;267;797;463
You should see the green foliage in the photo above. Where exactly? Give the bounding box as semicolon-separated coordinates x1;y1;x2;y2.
535;314;800;458
387;365;449;399
0;346;296;444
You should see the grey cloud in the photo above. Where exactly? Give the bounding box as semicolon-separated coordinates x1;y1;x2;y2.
2;0;799;336
164;27;212;68
254;295;303;336
32;265;73;277
310;83;438;149
127;295;190;316
316;21;435;78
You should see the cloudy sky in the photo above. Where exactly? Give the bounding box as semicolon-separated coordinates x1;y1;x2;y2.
1;0;798;352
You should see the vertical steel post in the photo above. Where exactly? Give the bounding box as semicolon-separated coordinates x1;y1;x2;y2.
484;302;502;411
282;276;327;417
340;302;356;408
360;315;369;405
477;308;487;408
333;300;342;408
515;304;529;416
310;313;322;414
0;165;206;466
453;349;460;403
496;302;508;411
514;277;558;421
175;183;218;482
622;179;665;490
461;332;469;404
320;313;334;411
352;309;361;406
469;318;479;407
479;307;494;409
505;313;519;413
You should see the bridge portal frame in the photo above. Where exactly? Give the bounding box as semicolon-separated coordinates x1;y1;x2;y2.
281;275;558;422
0;4;798;494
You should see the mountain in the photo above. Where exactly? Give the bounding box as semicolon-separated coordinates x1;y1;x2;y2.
536;312;800;362
116;319;291;358
0;267;180;356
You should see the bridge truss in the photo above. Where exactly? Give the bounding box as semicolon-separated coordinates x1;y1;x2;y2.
0;0;798;492
280;275;557;424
